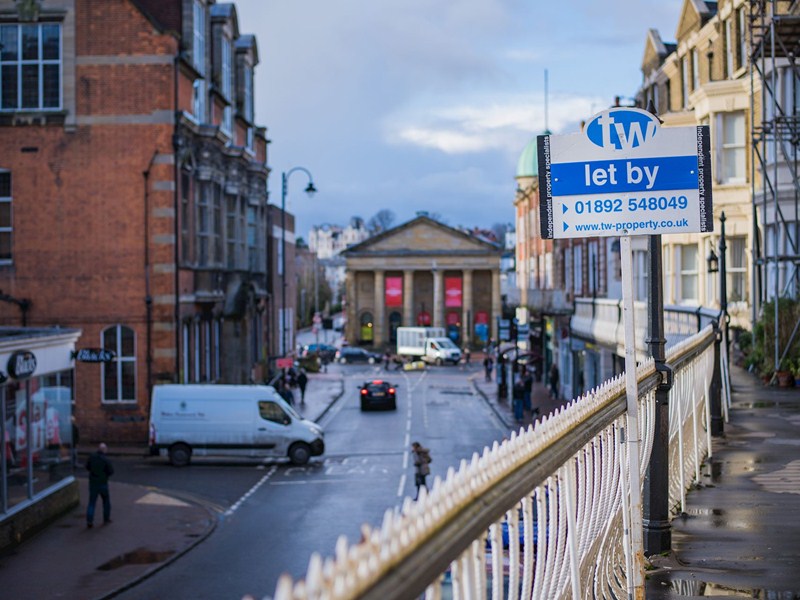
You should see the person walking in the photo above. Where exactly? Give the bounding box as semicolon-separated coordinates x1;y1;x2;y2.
411;441;432;500
521;367;534;414
383;351;392;370
86;442;114;528
549;362;560;400
296;369;308;405
483;354;494;382
278;378;295;406
512;377;525;423
463;346;471;365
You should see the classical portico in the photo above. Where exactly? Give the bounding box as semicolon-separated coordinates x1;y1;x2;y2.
342;216;503;348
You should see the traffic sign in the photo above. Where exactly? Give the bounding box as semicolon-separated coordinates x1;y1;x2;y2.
537;107;713;239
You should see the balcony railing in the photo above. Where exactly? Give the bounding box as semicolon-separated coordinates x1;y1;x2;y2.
273;325;718;599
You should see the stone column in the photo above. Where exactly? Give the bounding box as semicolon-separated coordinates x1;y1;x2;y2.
433;268;444;328
491;268;501;341
345;270;356;344
462;269;473;346
403;269;414;327
374;270;385;347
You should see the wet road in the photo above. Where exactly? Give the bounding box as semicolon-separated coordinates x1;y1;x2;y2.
114;363;508;599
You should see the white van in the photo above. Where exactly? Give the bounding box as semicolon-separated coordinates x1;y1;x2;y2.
148;384;324;466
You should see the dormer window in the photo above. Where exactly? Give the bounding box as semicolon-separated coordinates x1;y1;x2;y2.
0;23;62;111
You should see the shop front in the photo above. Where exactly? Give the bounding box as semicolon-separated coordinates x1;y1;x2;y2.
0;327;81;553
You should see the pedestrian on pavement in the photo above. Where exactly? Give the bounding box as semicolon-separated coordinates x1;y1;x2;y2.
521;367;534;413
383;351;392;370
483;354;494;382
549;362;560;400
463;346;471;365
512;377;525;423
278;379;295;406
297;369;308;404
411;441;432;500
86;442;114;528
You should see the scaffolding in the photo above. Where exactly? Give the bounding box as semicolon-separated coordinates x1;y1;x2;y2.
750;0;800;373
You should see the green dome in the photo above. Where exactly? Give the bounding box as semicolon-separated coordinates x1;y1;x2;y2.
516;137;539;178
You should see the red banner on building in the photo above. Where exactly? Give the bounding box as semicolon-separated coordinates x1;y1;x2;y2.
445;277;462;307
385;276;403;307
417;311;431;325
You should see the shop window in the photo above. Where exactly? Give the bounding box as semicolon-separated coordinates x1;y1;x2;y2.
0;22;62;111
101;325;137;403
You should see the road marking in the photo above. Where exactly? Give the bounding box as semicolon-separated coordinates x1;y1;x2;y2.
397;473;406;497
224;465;277;516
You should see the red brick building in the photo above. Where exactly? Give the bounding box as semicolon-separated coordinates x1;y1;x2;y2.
0;0;288;442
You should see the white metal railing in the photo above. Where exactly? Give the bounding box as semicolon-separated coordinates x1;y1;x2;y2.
572;298;721;355
273;326;716;600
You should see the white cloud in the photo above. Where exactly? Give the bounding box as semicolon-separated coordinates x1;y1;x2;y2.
384;93;608;155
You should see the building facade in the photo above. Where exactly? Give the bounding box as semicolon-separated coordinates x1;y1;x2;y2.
0;0;276;442
342;216;503;349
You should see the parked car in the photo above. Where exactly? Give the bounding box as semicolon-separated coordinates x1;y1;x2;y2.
360;380;398;411
301;343;337;361
336;347;382;365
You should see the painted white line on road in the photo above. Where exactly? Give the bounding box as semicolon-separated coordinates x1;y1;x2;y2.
224;465;277;517
397;473;406;497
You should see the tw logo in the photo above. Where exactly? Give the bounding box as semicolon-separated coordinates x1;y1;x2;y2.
585;108;659;151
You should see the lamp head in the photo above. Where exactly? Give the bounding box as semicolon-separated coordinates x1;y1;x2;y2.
707;248;719;273
304;181;317;197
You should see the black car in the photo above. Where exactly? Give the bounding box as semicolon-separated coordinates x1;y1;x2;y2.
360;380;397;410
336;347;382;364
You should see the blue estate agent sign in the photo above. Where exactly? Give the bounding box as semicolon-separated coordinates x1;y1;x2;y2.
536;107;713;239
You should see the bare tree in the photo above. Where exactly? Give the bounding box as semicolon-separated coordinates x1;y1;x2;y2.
367;209;396;233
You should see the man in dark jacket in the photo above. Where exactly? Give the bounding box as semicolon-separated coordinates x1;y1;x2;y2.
86;442;114;528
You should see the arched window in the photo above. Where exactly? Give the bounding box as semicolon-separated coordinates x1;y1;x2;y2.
101;325;136;403
359;312;374;343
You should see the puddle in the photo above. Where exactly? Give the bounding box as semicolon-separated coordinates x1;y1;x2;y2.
96;547;175;571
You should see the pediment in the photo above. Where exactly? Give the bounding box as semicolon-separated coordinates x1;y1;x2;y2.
344;216;498;256
676;0;715;41
642;29;667;75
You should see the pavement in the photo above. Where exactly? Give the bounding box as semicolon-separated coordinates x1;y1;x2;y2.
2;358;799;599
0;372;344;600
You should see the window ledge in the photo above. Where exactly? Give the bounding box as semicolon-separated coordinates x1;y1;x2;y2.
0;111;67;127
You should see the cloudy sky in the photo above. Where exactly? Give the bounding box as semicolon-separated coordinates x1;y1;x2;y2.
233;0;682;239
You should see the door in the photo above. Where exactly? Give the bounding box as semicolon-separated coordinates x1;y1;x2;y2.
254;400;292;456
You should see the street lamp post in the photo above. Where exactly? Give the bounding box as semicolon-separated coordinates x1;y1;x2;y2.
280;167;316;357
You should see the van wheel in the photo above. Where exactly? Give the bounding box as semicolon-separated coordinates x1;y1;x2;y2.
340;357;348;364
288;442;311;466
368;357;376;364
169;443;191;467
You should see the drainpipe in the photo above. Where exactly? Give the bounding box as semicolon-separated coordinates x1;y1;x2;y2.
143;149;158;397
172;54;181;381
